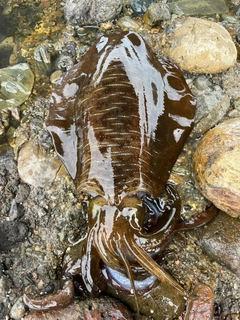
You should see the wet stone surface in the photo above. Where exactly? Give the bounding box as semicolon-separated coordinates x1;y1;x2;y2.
64;0;123;26
0;63;34;110
169;0;229;16
163;17;237;73
193;118;240;217
0;221;28;252
0;0;239;319
17;141;61;189
198;211;240;277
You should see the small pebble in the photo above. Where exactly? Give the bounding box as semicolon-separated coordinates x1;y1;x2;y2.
10;298;26;320
50;70;62;84
117;16;141;30
193;75;211;91
143;2;171;26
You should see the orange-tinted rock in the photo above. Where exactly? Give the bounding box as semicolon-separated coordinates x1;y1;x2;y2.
185;284;214;320
193;118;240;217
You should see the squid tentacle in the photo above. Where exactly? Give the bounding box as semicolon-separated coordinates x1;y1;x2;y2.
116;239;140;315
23;279;75;311
124;234;186;296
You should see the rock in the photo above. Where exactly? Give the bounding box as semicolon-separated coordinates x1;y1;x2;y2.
185;284;214;320
64;0;123;26
143;2;171;26
193;75;211;91
55;41;76;72
193;118;240;218
169;0;229;16
117;16;141;30
17;141;61;189
163;17;237;73
24;297;133;320
10;297;26;320
192;90;230;137
0;37;14;68
34;44;52;75
15;183;30;203
198;211;240;276
50;70;62;84
9;199;24;220
0;63;34;110
222;66;240;108
0;277;10;317
0;220;28;252
131;0;156;15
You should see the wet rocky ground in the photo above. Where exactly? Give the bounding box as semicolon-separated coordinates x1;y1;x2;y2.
0;0;240;319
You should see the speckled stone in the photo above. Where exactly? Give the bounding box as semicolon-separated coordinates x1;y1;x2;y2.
198;211;240;277
17;141;61;188
143;2;171;25
193;118;240;217
64;0;123;26
163;17;237;73
192;90;230;138
169;0;229;15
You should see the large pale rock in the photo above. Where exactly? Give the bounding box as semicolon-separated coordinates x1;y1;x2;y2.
164;17;237;74
18;141;61;188
0;63;34;110
193;119;240;217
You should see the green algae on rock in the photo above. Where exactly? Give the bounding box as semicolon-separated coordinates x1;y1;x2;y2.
0;63;34;110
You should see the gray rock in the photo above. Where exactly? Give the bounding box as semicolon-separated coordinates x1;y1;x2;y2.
169;0;229;16
192;90;230;137
10;297;26;320
198;211;240;276
131;0;156;14
117;16;141;30
144;2;171;26
8;199;24;221
64;0;123;26
0;220;28;252
0;63;34;110
193;75;211;91
34;43;52;75
15;183;30;203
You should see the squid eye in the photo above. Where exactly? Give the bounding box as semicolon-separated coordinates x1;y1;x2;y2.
120;196;145;229
88;196;107;221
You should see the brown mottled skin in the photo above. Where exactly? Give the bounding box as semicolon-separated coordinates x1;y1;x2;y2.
23;32;217;312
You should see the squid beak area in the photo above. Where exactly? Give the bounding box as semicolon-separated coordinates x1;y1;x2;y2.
101;232;185;297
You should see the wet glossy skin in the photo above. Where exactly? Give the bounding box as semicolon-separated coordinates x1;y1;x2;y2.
23;32;217;312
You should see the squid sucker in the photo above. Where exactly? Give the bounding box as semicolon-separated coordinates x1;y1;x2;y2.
23;31;217;313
